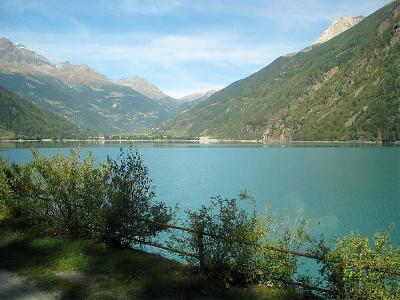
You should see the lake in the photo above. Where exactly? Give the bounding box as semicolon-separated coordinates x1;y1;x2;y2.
0;142;399;246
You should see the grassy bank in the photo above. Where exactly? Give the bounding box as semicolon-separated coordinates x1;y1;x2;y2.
0;214;304;300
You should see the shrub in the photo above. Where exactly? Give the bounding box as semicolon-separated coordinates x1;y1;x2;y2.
259;208;312;288
0;159;14;213
175;193;311;287
101;147;174;246
182;195;263;286
0;158;37;218
1;147;173;245
30;148;110;236
319;229;400;299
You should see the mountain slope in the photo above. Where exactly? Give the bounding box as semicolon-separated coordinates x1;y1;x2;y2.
0;39;180;134
165;1;400;142
116;76;173;101
0;86;86;139
116;76;181;114
53;61;111;87
0;70;180;134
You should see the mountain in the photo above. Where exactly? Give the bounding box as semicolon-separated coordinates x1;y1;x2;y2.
0;86;86;139
0;39;180;134
314;16;365;44
180;90;217;103
0;38;52;69
164;1;400;143
117;76;173;101
0;70;181;134
54;61;110;87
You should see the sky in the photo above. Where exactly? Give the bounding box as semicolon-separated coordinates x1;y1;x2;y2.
0;0;391;98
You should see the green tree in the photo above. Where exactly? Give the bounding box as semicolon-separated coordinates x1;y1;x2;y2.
102;147;174;246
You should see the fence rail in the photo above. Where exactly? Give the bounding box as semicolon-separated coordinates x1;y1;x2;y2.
147;219;400;277
149;220;321;260
133;233;335;295
134;219;399;296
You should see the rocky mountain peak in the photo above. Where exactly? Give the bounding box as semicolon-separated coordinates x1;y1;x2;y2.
116;76;171;100
53;61;110;87
55;61;94;72
0;37;52;68
0;38;13;48
314;16;365;44
180;90;217;102
55;61;72;68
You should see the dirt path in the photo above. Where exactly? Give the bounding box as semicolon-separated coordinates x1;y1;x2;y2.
0;271;57;300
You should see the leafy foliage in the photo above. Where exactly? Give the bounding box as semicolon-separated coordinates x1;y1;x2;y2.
0;159;16;214
173;194;311;288
28;148;110;236
0;158;39;218
0;147;172;244
102;147;174;245
318;229;400;299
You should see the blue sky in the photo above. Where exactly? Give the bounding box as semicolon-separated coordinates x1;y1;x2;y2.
0;0;391;97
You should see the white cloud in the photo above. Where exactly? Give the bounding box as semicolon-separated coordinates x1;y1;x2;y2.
11;30;300;97
11;30;301;67
93;35;297;68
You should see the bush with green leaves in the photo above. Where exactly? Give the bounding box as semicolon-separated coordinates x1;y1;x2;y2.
0;158;14;213
259;208;312;287
174;193;311;287
99;147;174;246
0;147;173;245
0;158;38;219
318;229;400;299
28;148;110;236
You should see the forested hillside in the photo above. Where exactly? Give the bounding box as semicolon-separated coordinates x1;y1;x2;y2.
165;1;400;142
0;87;87;139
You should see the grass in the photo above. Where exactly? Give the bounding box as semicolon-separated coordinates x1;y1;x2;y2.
0;214;307;299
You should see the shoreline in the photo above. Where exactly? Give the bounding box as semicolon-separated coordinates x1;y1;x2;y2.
0;138;398;146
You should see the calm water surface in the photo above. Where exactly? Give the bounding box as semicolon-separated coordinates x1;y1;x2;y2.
1;142;399;245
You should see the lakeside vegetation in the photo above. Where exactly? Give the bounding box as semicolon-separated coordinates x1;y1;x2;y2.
0;147;399;299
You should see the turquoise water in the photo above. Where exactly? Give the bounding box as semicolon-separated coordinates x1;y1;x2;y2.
0;142;399;245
